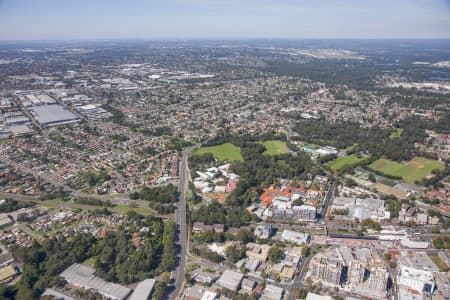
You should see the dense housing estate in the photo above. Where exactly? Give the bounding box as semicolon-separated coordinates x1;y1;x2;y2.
0;40;448;300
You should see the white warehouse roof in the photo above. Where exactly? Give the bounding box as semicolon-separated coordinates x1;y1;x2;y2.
129;278;156;300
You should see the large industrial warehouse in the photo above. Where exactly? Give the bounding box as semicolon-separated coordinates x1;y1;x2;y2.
29;104;80;127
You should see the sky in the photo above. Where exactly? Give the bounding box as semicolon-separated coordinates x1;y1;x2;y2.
0;0;449;40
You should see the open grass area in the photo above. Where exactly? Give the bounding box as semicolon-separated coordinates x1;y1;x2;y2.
111;204;155;216
185;190;194;202
429;254;450;272
389;128;404;139
192;142;242;162
40;198;102;211
83;256;97;267
327;155;365;172
345;144;357;151
39;199;156;216
369;157;445;184
0;138;13;144
39;199;65;209
372;183;408;199
261;140;289;155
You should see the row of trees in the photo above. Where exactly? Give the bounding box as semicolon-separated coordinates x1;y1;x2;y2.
421;167;450;187
0;199;35;213
161;220;176;272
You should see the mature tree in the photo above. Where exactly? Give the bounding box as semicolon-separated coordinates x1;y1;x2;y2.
268;246;283;263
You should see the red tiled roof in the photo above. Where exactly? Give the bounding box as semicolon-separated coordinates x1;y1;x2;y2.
260;188;292;206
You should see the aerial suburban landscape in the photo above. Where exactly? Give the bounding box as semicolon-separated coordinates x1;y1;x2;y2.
0;1;449;300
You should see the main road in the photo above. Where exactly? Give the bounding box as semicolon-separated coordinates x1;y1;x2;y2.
170;144;200;300
320;182;335;220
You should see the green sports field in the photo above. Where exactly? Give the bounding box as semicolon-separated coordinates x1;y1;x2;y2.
192;142;243;161
369;157;444;183
327;155;365;172
261;140;289;155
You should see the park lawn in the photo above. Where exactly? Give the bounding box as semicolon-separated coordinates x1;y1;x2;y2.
261;140;289;155
112;204;156;216
389;128;404;139
39;199;63;209
192;142;243;162
369;157;445;184
327;155;365;172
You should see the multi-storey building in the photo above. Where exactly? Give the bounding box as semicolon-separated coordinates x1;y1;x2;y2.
295;204;317;221
348;261;365;286
368;267;389;292
310;252;344;286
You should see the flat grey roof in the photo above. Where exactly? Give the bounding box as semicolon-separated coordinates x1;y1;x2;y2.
0;253;14;266
29;105;80;127
129;278;156;300
261;284;284;300
42;288;76;300
217;269;244;290
60;263;131;300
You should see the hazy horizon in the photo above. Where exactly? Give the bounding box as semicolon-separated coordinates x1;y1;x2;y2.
0;0;449;41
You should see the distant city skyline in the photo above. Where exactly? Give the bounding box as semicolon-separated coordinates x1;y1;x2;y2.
0;0;449;40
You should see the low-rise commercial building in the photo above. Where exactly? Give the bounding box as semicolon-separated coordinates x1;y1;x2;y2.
260;284;284;300
331;197;389;221
60;263;131;300
129;278;155;300
254;223;272;239
295;204;317;221
309;251;344;286
398;265;435;300
246;243;271;261
281;230;310;245
306;293;334;300
216;270;244;292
